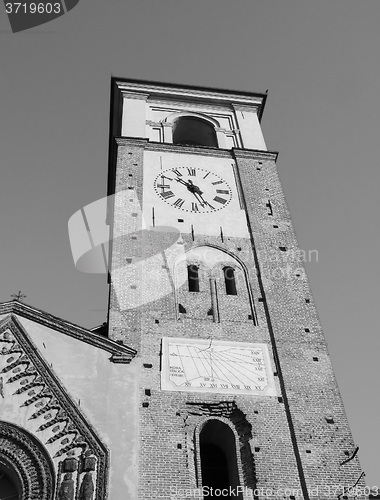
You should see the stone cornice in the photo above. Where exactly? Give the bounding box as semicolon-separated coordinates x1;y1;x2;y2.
145;141;234;158
231;103;260;114
122;92;149;101
0;301;136;363
232;148;279;162
113;138;278;161
114;137;233;158
113;78;266;109
115;137;149;148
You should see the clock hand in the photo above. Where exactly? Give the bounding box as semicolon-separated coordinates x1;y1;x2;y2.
174;177;205;195
192;191;206;207
186;179;202;194
173;177;191;187
187;185;209;206
195;191;208;205
169;176;212;207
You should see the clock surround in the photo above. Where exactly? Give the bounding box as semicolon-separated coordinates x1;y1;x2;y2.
153;166;232;213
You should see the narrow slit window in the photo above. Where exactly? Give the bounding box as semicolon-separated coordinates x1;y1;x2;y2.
224;267;237;295
188;264;200;292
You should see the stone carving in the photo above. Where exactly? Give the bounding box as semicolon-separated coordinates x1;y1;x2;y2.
58;473;75;500
78;472;95;500
0;421;55;500
0;315;109;500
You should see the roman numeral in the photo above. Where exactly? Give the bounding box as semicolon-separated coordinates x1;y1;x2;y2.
216;189;229;195
213;196;227;205
156;183;171;190
212;180;223;185
191;202;199;212
173;198;185;208
187;167;196;176
161;191;174;199
172;169;182;176
203;172;210;179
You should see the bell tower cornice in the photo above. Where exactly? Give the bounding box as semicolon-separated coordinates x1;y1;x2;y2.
112;77;268;120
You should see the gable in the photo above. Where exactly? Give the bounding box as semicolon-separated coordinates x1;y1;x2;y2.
0;315;109;500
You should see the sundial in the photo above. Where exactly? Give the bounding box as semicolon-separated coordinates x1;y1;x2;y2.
161;337;277;396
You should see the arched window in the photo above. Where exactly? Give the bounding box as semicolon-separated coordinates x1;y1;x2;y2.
188;264;200;292
199;420;241;499
224;266;237;296
173;117;218;147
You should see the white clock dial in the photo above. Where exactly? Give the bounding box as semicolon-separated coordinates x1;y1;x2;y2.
154;167;232;213
161;338;277;396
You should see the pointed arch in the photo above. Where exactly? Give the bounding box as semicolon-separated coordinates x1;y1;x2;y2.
173;244;257;324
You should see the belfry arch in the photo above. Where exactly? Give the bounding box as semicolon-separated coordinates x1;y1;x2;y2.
164;112;221;147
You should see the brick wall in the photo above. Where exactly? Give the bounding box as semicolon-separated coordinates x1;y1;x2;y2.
108;138;366;499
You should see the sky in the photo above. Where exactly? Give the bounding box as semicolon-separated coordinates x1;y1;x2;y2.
0;0;379;489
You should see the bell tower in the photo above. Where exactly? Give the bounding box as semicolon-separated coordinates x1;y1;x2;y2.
107;79;365;499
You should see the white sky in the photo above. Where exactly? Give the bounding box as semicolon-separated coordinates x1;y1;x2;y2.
0;0;379;488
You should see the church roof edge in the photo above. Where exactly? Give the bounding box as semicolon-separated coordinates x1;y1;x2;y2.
0;300;136;361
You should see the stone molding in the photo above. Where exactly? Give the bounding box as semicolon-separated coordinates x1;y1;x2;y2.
231;103;260;114
0;300;136;363
113;78;266;110
113;136;278;162
232;148;278;161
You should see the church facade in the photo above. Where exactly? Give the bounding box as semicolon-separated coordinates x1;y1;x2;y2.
0;79;366;499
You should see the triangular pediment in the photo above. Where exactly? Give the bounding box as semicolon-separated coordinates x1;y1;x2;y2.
0;300;136;363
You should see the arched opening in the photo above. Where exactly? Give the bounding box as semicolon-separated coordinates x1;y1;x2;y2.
188;264;200;292
200;444;230;492
224;266;237;295
0;422;55;500
0;462;21;500
199;420;241;499
172;116;218;147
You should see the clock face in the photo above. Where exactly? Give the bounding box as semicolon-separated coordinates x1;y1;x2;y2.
161;338;277;396
154;167;232;213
